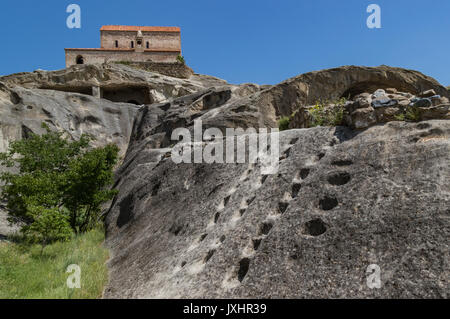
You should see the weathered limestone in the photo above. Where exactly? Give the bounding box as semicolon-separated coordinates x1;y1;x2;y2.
287;87;450;130
0;82;140;157
0;63;229;105
0;63;449;297
104;117;450;298
113;62;194;79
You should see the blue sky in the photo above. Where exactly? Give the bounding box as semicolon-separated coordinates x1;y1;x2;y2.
0;0;449;85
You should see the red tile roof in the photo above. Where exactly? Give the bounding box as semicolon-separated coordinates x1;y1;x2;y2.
65;48;181;52
100;25;180;32
65;48;134;52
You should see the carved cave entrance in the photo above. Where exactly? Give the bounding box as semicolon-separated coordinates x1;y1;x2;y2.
101;85;152;105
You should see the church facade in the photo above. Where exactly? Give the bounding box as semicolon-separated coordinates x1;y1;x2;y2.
65;25;182;67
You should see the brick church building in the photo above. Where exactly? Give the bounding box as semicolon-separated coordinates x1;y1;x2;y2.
65;25;182;67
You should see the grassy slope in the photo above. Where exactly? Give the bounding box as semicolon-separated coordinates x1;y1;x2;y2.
0;229;109;299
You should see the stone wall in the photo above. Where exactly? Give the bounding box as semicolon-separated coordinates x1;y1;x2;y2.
115;61;194;79
100;30;181;50
65;49;179;67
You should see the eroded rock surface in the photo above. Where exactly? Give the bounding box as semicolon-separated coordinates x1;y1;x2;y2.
229;65;450;127
289;88;450;130
0;63;258;238
104;115;449;298
0;82;140;156
0;63;234;105
0;64;449;297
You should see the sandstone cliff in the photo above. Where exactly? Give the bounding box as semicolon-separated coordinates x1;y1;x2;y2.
104;120;449;298
0;64;448;298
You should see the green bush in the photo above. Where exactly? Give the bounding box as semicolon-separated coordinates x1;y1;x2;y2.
22;206;73;246
395;106;421;122
177;55;186;65
278;116;291;131
0;123;119;244
307;98;346;127
405;107;421;122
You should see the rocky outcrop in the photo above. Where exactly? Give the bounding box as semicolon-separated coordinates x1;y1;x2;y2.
346;88;449;129
169;65;449;131
6;64;446;125
101;65;449;299
3;64;446;134
0;81;142;239
0;63;257;157
0;63;449;297
0;64;260;239
113;62;194;79
289;88;450;130
0;63;230;105
0;82;140;156
126;84;264;150
107;66;450;154
104;117;449;298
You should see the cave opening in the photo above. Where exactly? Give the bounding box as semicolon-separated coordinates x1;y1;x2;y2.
340;81;416;99
102;86;152;105
38;84;152;105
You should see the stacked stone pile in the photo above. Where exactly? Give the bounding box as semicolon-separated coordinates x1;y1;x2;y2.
290;88;449;130
346;88;449;129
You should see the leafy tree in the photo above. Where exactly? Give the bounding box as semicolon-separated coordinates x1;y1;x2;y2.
0;124;119;242
62;144;119;232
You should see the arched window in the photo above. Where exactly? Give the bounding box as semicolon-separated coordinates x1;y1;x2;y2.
115;40;119;48
146;41;149;49
76;55;84;65
131;41;134;48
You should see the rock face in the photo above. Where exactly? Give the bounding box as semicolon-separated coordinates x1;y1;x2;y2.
112;62;195;79
104;118;449;298
0;63;449;297
121;65;450;147
102;65;449;299
0;82;140;156
0;82;140;239
234;65;450;127
289;88;450;130
0;63;256;238
0;63;230;106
